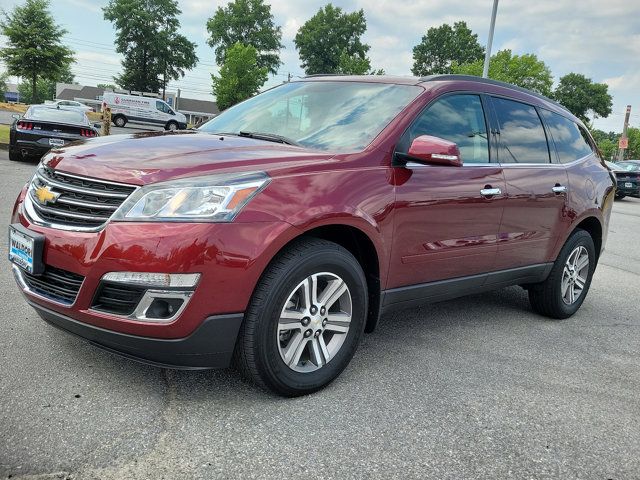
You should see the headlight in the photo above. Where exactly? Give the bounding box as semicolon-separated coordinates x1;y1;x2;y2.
111;171;269;222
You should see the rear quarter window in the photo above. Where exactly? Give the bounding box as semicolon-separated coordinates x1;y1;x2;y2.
540;109;594;163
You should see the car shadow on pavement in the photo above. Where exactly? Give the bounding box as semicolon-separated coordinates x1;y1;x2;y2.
44;285;544;402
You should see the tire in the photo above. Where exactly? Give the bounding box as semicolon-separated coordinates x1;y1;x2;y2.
113;115;127;128
528;229;596;319
234;238;368;397
166;121;178;131
615;193;625;200
8;148;22;162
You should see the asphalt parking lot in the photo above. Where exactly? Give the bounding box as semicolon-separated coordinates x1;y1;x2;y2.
0;151;638;479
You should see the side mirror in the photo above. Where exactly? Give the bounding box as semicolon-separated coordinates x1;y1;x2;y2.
12;114;20;120
404;135;462;167
93;123;102;129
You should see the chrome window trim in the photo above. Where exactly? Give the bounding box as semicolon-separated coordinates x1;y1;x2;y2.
12;264;83;307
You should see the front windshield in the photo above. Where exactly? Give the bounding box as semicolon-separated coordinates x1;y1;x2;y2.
199;81;422;152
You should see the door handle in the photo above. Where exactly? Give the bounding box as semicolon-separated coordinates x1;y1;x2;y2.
480;187;502;197
552;185;568;195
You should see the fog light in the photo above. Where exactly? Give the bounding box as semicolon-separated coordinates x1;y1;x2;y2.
101;272;200;288
145;297;185;320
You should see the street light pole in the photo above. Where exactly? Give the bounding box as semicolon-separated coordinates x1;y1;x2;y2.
482;0;499;78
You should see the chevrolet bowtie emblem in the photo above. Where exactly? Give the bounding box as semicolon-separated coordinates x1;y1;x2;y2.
34;185;60;205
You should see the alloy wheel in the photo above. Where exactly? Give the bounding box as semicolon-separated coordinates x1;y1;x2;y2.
277;272;352;373
561;246;589;305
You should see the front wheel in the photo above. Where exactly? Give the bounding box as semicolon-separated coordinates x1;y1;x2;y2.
528;229;596;319
234;238;368;396
166;121;178;131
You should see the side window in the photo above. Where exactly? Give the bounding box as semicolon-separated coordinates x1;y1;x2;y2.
540;109;594;163
492;97;550;164
398;94;489;163
156;100;170;113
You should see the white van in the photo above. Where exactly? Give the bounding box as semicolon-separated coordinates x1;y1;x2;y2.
102;92;187;131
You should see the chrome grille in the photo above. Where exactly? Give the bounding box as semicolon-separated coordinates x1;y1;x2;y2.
26;166;136;230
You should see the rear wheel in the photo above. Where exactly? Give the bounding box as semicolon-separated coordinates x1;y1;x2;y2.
528;229;595;319
234;238;368;396
113;115;127;128
8;148;22;162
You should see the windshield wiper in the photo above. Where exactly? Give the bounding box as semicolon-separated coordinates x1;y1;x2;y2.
238;131;301;147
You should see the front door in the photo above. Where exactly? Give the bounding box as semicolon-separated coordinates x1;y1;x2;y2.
487;96;569;270
388;93;506;289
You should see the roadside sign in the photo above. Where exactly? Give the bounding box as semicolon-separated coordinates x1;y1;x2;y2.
619;137;629;149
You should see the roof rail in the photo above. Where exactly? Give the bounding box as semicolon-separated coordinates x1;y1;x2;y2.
303;73;349;78
420;74;568;113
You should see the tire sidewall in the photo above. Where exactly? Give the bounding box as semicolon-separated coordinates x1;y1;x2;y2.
114;116;126;127
253;247;367;394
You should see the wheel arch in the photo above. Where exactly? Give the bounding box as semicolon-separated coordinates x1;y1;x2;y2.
574;216;602;262
256;219;385;334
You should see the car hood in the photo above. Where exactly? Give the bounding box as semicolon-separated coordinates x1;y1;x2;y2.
42;131;335;185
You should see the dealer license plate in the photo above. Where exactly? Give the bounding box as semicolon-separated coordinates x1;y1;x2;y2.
49;138;65;147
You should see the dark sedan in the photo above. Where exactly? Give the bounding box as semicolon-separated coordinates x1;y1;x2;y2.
9;106;100;162
608;160;640;199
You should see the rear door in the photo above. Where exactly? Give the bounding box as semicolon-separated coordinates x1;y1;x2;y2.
487;96;570;270
388;93;505;290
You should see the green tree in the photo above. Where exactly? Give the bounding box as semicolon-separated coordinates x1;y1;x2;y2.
294;4;370;75
206;0;283;75
97;83;117;91
411;21;484;76
592;129;619;160
158;29;198;100
0;71;8;100
0;0;74;103
212;43;268;111
103;0;198;93
625;127;640;160
18;64;74;103
553;73;613;124
453;49;553;96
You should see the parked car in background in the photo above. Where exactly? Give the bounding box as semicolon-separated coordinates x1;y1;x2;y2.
9;105;99;162
607;160;640;199
9;75;614;396
102;92;187;131
47;99;94;113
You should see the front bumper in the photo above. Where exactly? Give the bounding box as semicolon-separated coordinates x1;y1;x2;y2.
30;299;243;369
11;186;296;342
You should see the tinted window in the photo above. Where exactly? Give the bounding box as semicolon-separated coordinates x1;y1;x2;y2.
540;109;594;163
492;97;549;164
200;81;422;152
398;94;489;163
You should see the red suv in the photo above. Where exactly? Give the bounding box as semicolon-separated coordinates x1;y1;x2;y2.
9;75;615;396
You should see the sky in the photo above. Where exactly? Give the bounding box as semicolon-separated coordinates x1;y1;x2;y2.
0;0;639;132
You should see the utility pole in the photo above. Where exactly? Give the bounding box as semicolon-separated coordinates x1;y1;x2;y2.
617;105;631;162
482;0;499;78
